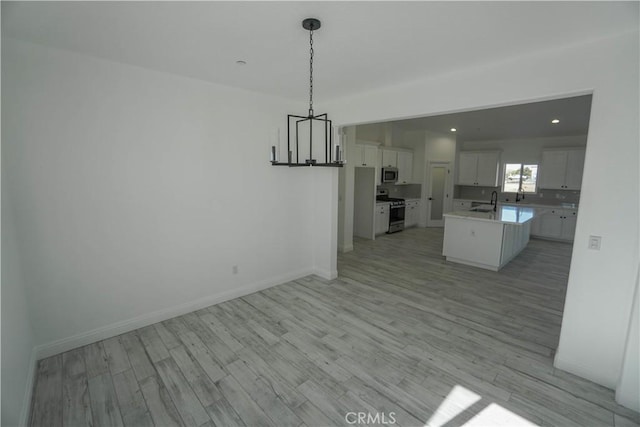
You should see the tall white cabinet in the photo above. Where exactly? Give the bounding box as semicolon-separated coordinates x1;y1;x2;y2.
539;148;585;190
457;151;500;186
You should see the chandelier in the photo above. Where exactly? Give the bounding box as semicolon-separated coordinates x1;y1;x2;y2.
271;18;343;167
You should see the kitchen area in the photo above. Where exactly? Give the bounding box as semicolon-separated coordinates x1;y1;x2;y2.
351;142;424;240
338;94;592;272
444;143;585;270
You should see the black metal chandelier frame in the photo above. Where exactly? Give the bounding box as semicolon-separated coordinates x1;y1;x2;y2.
271;18;343;168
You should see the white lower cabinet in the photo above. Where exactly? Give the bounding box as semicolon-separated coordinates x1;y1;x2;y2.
375;204;390;235
404;200;421;228
453;200;472;211
531;208;578;242
560;212;578;240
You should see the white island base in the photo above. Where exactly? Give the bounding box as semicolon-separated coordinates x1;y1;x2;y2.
442;208;533;271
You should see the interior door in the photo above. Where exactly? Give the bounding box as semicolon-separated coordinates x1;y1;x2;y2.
353;168;377;239
427;163;450;227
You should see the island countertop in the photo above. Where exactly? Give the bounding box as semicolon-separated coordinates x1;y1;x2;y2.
444;205;536;225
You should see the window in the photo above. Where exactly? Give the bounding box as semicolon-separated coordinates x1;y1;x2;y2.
503;163;538;193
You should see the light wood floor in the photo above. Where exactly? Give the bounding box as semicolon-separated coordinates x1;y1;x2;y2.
29;228;640;427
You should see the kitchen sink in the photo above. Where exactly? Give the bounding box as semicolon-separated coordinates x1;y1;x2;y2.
470;205;495;213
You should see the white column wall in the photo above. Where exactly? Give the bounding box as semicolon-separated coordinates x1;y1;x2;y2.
324;31;639;392
1;187;37;426
616;268;640;411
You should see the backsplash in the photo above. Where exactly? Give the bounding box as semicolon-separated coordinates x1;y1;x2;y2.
454;185;581;205
378;183;422;199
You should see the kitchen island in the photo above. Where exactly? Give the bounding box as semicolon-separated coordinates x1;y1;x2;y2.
442;205;536;271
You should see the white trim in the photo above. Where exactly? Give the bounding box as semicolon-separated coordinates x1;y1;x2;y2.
34;268;313;360
19;348;38;426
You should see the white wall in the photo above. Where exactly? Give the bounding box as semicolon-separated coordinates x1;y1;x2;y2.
324;30;639;396
1;186;37;426
2;38;336;363
616;268;639;411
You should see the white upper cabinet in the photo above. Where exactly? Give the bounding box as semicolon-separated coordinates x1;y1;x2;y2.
354;144;378;167
476;152;501;186
377;148;413;184
539;148;585;190
457;153;478;185
564;149;586;190
457;151;500;186
396;151;413;184
539;151;567;188
381;149;398;168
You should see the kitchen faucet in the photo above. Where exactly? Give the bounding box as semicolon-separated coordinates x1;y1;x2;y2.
490;191;498;212
515;188;525;202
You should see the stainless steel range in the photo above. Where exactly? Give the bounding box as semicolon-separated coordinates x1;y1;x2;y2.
376;189;405;233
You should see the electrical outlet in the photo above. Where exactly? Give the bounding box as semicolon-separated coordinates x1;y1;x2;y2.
588;236;602;250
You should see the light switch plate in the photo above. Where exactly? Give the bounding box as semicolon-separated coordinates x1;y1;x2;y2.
588;235;602;250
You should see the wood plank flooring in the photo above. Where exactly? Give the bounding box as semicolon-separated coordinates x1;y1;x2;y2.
28;228;640;426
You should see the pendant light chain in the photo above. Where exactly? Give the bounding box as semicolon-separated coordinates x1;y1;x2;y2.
308;26;314;117
272;18;342;168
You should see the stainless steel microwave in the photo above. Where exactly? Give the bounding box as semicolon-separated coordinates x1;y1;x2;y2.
381;167;399;183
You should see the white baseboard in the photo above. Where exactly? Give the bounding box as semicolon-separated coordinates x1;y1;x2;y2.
313;268;338;280
34;268;314;360
554;351;616;389
616;388;640;412
19;347;38;426
340;244;354;253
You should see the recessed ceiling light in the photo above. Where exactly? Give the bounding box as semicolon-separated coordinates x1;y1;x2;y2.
450;128;457;132
551;119;560;124
236;60;247;65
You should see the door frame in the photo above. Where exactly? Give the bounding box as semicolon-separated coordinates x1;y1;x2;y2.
426;161;451;227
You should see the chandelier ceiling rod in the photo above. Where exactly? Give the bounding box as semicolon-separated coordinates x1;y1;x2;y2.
304;18;319;117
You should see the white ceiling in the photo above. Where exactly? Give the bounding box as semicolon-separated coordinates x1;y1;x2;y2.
2;2;638;103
